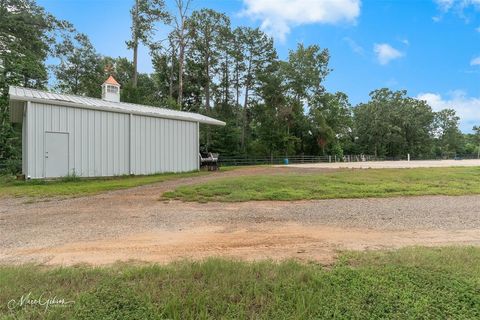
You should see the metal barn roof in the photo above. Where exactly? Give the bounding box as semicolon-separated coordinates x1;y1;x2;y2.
9;86;226;126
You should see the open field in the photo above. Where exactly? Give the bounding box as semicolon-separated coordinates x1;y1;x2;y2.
2;166;480;318
163;166;480;202
2;166;480;266
279;159;480;169
1;247;479;319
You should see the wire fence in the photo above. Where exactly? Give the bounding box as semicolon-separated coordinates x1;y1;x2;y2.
219;154;480;166
218;155;328;166
2;153;480;172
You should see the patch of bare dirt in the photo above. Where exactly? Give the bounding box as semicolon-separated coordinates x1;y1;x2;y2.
5;225;480;266
1;166;480;266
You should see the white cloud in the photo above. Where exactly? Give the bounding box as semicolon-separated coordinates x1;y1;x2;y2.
433;0;480;22
435;0;455;11
433;0;480;24
471;56;480;66
241;0;361;41
373;43;404;65
435;0;480;10
343;37;364;55
416;91;480;131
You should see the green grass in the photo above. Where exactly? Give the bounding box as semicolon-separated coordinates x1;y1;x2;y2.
0;169;235;198
163;166;480;202
1;247;479;319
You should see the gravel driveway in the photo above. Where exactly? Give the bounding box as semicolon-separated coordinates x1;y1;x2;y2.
1;166;480;265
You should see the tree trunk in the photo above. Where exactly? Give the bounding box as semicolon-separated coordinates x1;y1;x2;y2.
241;56;252;152
177;37;184;107
241;85;249;151
205;56;210;111
204;54;211;152
132;42;138;88
132;0;139;88
235;66;240;107
223;51;229;105
169;46;175;99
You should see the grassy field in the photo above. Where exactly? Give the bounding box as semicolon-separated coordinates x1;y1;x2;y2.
163;166;480;202
0;170;216;198
0;247;479;319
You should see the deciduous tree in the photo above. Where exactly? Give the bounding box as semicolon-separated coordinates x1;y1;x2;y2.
53;33;103;96
128;0;170;88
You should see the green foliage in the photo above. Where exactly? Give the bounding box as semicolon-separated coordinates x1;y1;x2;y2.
0;0;71;167
282;43;330;101
128;0;170;88
53;33;104;97
433;109;464;156
102;57;134;87
128;0;170;48
74;282;157;320
1;2;473;167
1;247;479;319
309;92;352;155
163;167;480;202
354;89;434;158
60;170;81;182
251;60;291;156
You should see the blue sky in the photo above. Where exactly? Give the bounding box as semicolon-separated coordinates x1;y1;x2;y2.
38;0;480;131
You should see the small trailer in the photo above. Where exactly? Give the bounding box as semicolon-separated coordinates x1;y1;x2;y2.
199;153;220;171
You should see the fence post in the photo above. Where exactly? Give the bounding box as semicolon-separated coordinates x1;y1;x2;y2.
407;153;410;162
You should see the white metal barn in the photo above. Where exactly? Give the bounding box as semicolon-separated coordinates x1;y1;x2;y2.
8;77;225;179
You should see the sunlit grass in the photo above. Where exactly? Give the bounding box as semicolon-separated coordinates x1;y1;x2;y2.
0;168;236;198
163;167;480;202
1;247;479;319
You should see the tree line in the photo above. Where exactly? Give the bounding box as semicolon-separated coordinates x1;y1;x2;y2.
1;0;479;173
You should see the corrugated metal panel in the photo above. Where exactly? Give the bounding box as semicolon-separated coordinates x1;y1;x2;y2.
26;102;130;178
10;86;225;126
25;102;199;178
131;115;198;174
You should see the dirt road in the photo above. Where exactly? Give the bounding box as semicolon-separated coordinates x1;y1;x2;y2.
1;167;480;266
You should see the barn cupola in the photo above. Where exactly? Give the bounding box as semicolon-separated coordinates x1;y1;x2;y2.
101;76;121;103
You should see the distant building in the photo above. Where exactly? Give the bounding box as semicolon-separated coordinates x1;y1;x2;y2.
9;77;225;179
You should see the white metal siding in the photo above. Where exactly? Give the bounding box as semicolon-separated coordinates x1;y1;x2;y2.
25;102;199;178
26;102;130;178
130;115;198;174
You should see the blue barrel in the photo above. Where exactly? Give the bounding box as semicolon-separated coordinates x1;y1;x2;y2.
284;158;289;165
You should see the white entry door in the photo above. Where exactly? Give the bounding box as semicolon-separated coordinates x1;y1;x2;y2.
45;132;69;178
